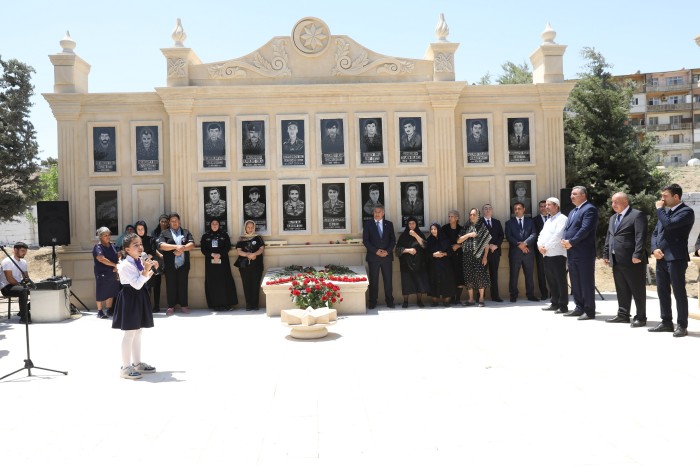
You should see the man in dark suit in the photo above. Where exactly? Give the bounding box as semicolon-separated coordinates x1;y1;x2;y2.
561;186;599;320
362;206;396;309
482;204;504;302
649;183;695;337
533;200;549;300
504;202;537;302
602;192;648;327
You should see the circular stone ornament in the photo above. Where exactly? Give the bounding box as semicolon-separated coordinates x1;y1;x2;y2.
292;17;330;56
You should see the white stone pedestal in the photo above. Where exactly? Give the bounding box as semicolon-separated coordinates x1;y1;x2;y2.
31;289;71;323
261;266;368;317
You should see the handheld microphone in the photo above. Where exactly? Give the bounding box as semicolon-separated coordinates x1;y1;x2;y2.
140;252;160;275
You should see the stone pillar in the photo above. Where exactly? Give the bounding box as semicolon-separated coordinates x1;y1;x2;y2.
530;23;567;84
48;32;90;93
161;97;195;225
424;14;460;82
427;83;463;216
160;19;201;87
537;83;576;198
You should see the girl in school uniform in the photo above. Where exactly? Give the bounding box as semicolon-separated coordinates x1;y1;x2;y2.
112;232;158;379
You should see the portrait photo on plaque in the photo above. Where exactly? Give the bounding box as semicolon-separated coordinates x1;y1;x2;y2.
94;190;119;234
508;180;533;217
399;181;425;228
281;183;308;232
321;182;346;231
360;181;386;224
507;117;531;163
465;118;490;164
320;118;345;165
358;117;384;164
135;125;160;172
92;126;117;173
203;186;228;232
243;185;267;232
280;119;306;167
201;121;227;168
398;117;423;164
241;119;266;167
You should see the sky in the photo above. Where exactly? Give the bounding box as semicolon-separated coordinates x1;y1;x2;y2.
1;0;698;160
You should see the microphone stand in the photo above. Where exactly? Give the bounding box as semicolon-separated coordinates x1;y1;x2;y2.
0;245;68;381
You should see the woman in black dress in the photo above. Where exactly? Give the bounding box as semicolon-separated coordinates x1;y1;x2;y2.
457;208;491;307
395;216;429;308
134;220;162;313
235;220;265;311
426;222;456;307
440;210;464;304
200;218;238;311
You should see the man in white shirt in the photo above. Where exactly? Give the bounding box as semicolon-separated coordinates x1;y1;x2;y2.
536;198;569;314
0;242;31;323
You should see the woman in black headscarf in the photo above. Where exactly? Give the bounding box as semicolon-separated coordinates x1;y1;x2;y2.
426;222;456;307
457;208;491;307
134;220;162;312
395;216;429;308
235;220;265;311
200;218;238;311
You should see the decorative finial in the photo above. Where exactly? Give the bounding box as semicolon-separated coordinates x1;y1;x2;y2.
435;13;449;42
172;18;187;47
541;22;556;44
695;34;700;47
60;30;76;54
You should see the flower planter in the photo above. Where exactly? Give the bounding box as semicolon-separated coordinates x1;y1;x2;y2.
261;265;369;317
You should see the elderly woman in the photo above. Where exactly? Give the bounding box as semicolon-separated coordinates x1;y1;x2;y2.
426;223;456;307
457;208;491;307
200;218;238;311
157;213;195;315
235;220;265;311
116;224;135;251
440;209;464;304
92;226;120;319
396;216;429;308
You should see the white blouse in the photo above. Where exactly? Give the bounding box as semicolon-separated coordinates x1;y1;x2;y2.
116;257;151;290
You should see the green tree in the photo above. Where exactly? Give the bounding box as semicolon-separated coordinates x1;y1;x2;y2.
0;56;40;222
564;47;668;253
496;61;532;84
39;163;59;201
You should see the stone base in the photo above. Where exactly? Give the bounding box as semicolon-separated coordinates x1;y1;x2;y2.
289;326;330;339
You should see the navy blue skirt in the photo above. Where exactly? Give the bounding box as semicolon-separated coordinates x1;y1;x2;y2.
111;284;155;330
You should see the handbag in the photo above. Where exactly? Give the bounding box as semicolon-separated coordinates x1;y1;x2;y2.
235;257;249;269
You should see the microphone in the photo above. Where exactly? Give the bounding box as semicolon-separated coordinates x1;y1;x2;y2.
140;252;160;275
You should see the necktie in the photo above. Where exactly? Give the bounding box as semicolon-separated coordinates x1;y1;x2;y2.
518;218;523;231
377;221;383;236
544;215;549;222
135;258;143;271
517;136;521;143
487;219;491;228
614;213;622;231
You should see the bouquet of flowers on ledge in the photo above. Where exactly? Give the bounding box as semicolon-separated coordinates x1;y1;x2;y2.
265;265;367;309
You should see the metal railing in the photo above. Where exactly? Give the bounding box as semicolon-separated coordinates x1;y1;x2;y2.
646;123;694;131
647;103;693;112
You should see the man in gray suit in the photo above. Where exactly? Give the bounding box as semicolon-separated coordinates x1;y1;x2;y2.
602;192;648;327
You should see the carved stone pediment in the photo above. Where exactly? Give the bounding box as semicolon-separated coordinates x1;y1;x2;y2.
184;17;434;86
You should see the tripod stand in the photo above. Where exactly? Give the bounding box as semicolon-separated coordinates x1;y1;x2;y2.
0;244;67;381
49;244;89;312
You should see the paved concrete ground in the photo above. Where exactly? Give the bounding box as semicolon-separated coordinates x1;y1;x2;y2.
1;293;699;466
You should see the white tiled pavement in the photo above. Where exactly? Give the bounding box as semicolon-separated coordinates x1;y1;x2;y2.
1;293;699;466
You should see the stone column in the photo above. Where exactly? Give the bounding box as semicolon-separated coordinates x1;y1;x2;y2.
537;84;576;197
160;19;201;87
161;96;195;225
427;83;463;216
530;23;567;84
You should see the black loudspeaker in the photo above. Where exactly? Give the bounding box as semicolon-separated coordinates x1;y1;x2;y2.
559;189;574;216
38;201;71;246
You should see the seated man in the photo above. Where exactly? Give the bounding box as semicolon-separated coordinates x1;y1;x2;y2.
1;242;32;323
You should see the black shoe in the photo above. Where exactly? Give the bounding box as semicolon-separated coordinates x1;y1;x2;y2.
673;326;688;338
577;314;595;321
527;297;540;302
564;310;584;317
554;308;568;314
630;319;647;328
97;310;107;319
541;304;558;311
493;298;503;303
510;297;517;303
368;304;376;310
431;302;438;307
606;315;631;323
478;301;485;307
402;301;408;309
444;302;451;308
648;322;674;333
386;303;395;309
464;301;475;306
417;301;425;308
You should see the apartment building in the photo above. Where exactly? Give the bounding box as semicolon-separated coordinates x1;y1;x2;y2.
617;68;700;166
